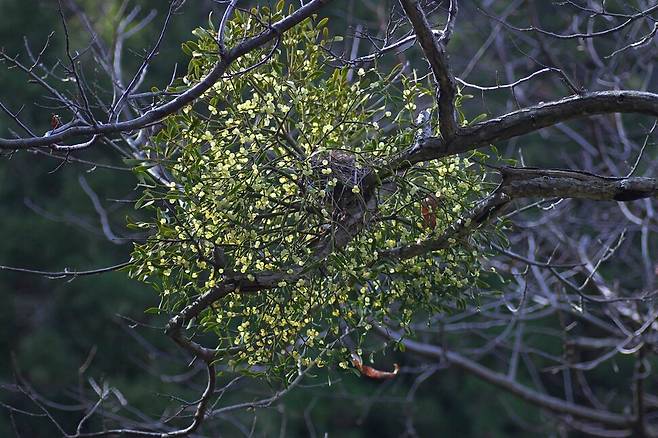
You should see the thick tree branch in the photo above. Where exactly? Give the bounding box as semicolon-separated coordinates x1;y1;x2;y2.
500;167;657;202
400;0;458;138
412;90;658;163
385;167;656;261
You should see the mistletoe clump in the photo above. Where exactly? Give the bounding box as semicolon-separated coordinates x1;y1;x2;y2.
129;5;486;380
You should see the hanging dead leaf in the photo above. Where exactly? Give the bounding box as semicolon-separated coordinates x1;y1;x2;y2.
421;194;439;230
51;114;61;130
351;353;399;380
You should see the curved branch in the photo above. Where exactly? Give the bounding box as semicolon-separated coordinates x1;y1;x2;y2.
346;29;443;65
0;0;335;150
70;364;216;438
410;90;658;163
377;326;634;429
479;3;658;40
218;0;240;56
385;167;656;261
440;0;458;45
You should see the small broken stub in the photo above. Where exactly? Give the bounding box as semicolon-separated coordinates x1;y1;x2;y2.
350;353;400;380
